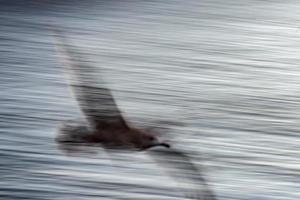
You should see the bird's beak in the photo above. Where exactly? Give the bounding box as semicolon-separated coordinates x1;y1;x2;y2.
156;142;171;148
141;142;171;151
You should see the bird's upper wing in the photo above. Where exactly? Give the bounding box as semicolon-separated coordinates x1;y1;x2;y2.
52;28;128;130
148;148;217;200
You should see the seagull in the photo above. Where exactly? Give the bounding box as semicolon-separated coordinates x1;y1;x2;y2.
52;27;217;200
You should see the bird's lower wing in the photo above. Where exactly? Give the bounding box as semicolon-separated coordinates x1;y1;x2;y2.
148;148;217;200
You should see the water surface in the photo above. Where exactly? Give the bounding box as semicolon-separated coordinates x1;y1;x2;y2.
1;1;300;199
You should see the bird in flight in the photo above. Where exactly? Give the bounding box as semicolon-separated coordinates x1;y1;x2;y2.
52;27;217;200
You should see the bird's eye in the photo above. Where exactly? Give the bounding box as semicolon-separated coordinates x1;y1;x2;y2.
148;136;155;141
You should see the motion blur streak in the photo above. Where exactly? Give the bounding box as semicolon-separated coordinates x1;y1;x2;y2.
1;0;300;200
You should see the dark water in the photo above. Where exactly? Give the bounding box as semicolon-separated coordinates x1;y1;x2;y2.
1;0;300;199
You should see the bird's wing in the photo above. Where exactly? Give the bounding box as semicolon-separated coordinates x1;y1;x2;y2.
52;28;128;130
148;148;217;200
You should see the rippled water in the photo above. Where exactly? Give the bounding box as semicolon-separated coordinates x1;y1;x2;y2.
1;0;300;199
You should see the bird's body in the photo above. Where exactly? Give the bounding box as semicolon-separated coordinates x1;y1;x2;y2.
57;120;166;150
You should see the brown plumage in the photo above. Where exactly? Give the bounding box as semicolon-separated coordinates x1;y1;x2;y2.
53;28;169;151
52;27;217;200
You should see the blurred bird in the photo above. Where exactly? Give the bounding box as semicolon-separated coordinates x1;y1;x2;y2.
52;27;217;200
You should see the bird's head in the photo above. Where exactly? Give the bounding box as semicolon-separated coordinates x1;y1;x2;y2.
139;133;170;150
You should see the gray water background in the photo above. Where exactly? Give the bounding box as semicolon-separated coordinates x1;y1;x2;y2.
1;0;300;199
